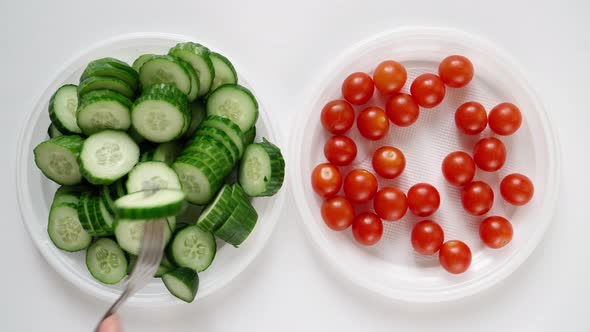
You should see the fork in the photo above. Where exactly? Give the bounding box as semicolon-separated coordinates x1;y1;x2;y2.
95;218;167;331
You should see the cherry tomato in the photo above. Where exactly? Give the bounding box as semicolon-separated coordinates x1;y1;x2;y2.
441;151;476;186
500;173;534;206
439;240;472;274
479;216;513;249
342;72;374;105
321;100;355;134
324;135;357;166
352;212;383;246
311;163;342;198
461;181;494;216
371;146;405;179
473;137;506;172
489;102;522;136
455;102;487;135
343;169;378;204
373;187;407;221
407;183;440;217
410;73;446;108
438;55;474;88
385;93;420;127
373;60;407;95
411;220;444;255
321;196;355;231
357;106;389;140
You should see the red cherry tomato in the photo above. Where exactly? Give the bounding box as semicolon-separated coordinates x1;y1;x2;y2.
311;163;342;198
410;73;446;108
321;196;355;231
411;220;445;255
489;103;522;136
385;93;420;127
438;55;474;88
357;106;389;140
455;102;487;135
371;146;405;179
461;181;494;216
320;100;355;134
324;135;357;166
373;187;407;221
343;169;378;204
479;216;513;249
352;212;383;246
407;183;440;217
342;72;374;105
439;240;472;274
441;151;476;186
473;137;506;172
500;173;534;206
373;60;407;95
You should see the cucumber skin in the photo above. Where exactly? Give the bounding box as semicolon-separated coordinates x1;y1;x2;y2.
200;116;245;158
242;126;256;146
196;184;234;232
48;124;64;138
206;84;259;132
239;138;285;197
80;58;139;92
77;90;133;135
132;54;156;72
214;198;257;247
33;135;85;185
183;101;206;138
193;126;239;164
162;267;199;303
169;42;214;97
48;84;82;135
209;52;238;92
78;76;135;99
138;55;196;98
184;135;235;171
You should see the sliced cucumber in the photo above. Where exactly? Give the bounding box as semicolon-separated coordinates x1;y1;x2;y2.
169;42;214;97
114;219;172;255
48;84;82;134
78;191;113;236
79;130;139;185
138;55;196;100
48;203;92;252
162;267;199;303
169;225;216;272
132;83;190;143
34;135;84;185
52;192;80;207
172;156;224;205
126;161;181;193
48;124;64;138
76;90;132;135
93;193;116;233
193;126;239;163
80;58;139;92
177;203;203;225
101;184;116;215
183;135;234;173
132;54;156;72
78;76;135;99
209;52;237;92
200;116;244;158
78;191;99;235
183;101;206;138
128;254;175;277
86;238;128;284
214;186;258;246
141;141;183;165
239;138;285;197
195;184;233;232
128;126;145;144
206;84;258;132
114;189;186;219
242;126;256;145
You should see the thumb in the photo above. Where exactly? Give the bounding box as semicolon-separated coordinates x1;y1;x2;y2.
98;314;122;332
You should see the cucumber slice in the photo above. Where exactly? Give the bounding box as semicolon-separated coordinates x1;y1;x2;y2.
206;84;258;132
78;76;135;99
209;52;237;92
172;156;223;205
114;189;186;219
193;126;239;163
79;191;113;236
47;203;92;252
183;101;206;138
114;219;172;255
78;191;99;235
162;267;199;303
169;42;214;97
138;55;196;100
126;161;181;193
101;184;116;215
86;238;128;284
239;138;285;197
77;90;133;135
184;135;234;172
169;225;216;272
48;84;82;134
242;126;256;145
132;54;156;72
214;186;258;246
79;130;139;185
94;193;115;233
80;58;139;92
195;184;233;232
200;116;244;158
141;141;183;165
131;84;190;143
48;124;64;138
34;135;84;185
52;192;79;207
127;254;175;277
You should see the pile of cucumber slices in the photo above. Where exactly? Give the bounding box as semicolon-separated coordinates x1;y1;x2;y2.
34;42;285;303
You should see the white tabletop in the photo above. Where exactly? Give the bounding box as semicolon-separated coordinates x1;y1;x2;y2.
1;0;589;331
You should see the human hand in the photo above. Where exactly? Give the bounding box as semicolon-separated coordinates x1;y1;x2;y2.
97;315;122;332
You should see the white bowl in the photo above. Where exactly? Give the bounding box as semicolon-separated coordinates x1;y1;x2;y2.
16;33;285;306
290;27;560;302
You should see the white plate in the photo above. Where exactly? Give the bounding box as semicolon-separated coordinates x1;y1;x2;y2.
16;33;285;306
290;27;560;302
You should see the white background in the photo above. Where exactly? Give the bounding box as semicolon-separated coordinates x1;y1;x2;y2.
1;0;589;331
